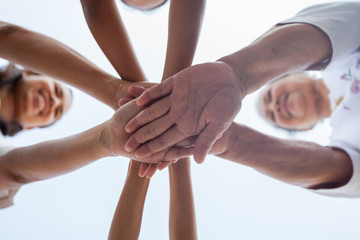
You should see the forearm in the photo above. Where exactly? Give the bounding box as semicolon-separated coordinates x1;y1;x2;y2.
168;158;197;240
162;0;205;79
215;123;352;189
0;123;108;190
218;23;332;96
108;160;150;240
81;0;147;82
0;21;121;109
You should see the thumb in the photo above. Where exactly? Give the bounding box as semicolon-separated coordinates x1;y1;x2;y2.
193;122;226;164
129;85;146;98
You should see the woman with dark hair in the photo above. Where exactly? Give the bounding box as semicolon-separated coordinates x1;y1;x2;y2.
0;21;161;209
0;63;72;136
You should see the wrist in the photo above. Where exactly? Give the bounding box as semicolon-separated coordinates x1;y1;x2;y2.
106;77;123;110
215;60;247;99
97;120;119;157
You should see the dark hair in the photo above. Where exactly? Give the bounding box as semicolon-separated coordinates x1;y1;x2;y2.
120;0;169;11
0;64;23;136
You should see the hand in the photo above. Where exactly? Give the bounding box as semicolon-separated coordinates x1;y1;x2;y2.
124;62;242;163
113;81;155;110
101;100;191;163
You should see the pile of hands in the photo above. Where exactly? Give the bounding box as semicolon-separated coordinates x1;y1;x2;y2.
102;62;243;178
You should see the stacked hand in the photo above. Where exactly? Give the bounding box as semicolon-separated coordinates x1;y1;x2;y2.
123;62;243;163
100;99;191;168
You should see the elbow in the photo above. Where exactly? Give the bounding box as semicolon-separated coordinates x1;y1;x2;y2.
11;171;36;185
306;150;353;190
0;22;21;37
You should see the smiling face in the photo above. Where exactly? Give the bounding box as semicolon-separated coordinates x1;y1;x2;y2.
12;72;72;129
257;73;331;131
121;0;167;10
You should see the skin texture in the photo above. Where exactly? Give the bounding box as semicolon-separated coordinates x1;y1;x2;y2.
119;12;354;194
257;73;331;130
124;23;332;164
0;22;181;192
0;99;184;190
0;21;152;111
213;123;353;190
81;0;203;239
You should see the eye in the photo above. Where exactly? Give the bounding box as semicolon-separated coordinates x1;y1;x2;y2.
54;106;63;119
270;111;275;122
55;83;63;98
267;89;272;103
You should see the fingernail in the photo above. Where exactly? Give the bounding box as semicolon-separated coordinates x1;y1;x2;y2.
124;144;132;152
124;125;132;133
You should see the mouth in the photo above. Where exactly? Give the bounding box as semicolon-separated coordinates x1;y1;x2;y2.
282;93;291;117
34;89;50;116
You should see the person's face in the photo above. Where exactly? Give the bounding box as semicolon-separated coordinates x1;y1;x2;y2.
257;73;331;130
122;0;167;10
13;72;72;129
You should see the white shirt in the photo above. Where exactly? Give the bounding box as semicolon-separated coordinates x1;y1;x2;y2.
280;1;360;197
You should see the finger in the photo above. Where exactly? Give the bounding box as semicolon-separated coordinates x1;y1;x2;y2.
128;85;146;98
125;115;173;152
157;161;171;170
138;163;151;178
118;97;132;106
134;126;186;158
145;164;158;179
175;136;196;147
193;122;227;164
163;147;194;161
125;96;171;133
137;78;173;106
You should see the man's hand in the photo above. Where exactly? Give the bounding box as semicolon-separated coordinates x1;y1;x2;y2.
124;62;243;163
101;100;191;163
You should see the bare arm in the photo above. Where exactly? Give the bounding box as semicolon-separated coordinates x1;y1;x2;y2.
168;159;197;240
211;123;352;189
0;100;186;191
162;0;205;79
218;23;332;96
108;160;150;240
123;22;332;163
164;1;204;238
81;0;147;82
0;21;131;110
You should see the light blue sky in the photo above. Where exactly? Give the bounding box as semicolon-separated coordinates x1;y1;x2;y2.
0;0;359;239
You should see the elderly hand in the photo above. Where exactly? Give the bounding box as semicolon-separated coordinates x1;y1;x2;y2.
101;99;191;163
124;62;242;163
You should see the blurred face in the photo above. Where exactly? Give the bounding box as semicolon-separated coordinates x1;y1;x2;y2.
257;73;331;130
13;72;72;128
122;0;167;10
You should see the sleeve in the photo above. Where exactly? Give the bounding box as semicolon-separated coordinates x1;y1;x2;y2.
0;134;20;209
312;143;360;198
278;2;360;65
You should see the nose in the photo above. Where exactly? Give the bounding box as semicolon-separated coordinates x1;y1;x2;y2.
50;94;61;110
266;94;280;113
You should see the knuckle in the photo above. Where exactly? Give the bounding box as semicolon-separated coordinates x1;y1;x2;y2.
145;125;157;137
